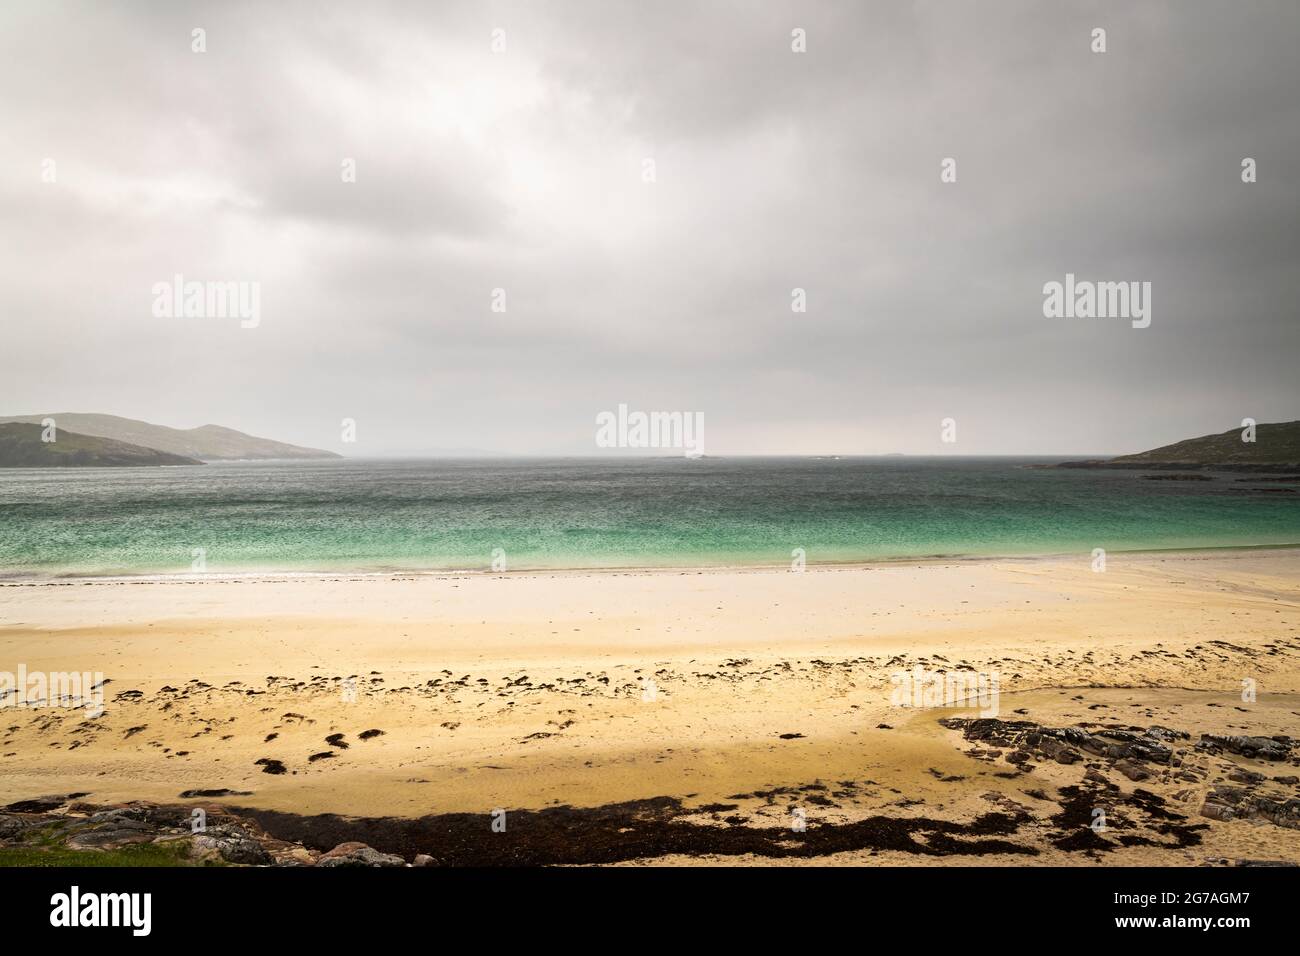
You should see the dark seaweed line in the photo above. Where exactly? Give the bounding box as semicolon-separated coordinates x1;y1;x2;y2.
233;797;1036;866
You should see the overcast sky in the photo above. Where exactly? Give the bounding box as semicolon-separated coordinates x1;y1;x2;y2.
2;1;1296;456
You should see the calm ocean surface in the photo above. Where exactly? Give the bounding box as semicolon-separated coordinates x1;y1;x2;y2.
1;458;1297;578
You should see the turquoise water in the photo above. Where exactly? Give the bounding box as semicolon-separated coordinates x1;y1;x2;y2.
0;458;1297;578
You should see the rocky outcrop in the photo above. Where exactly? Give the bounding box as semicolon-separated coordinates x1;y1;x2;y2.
317;841;406;867
1200;786;1300;829
0;796;415;867
1197;734;1294;762
940;718;1187;769
941;716;1300;843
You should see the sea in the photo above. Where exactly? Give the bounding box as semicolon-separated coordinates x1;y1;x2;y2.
0;457;1297;578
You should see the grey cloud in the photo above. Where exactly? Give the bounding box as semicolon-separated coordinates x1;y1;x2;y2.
0;0;1296;456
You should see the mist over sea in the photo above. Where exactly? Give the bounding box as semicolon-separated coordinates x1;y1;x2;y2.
1;457;1297;578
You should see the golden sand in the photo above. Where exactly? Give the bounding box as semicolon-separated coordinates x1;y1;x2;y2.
2;549;1297;864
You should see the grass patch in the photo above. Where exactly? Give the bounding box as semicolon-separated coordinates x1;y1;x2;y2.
0;838;201;868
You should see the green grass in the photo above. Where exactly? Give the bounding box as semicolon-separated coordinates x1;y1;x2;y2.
0;838;203;868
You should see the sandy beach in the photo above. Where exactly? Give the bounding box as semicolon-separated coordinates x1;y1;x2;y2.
2;548;1298;865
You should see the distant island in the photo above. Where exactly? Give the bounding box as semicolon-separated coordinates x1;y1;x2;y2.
0;422;202;467
0;413;340;467
1058;420;1300;472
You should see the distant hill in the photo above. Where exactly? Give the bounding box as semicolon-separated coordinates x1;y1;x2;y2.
0;422;203;468
0;414;341;461
1059;421;1300;471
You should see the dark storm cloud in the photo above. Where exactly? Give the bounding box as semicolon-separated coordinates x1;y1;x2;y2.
1;0;1296;455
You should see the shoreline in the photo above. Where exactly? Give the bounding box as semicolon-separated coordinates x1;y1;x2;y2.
4;541;1300;586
